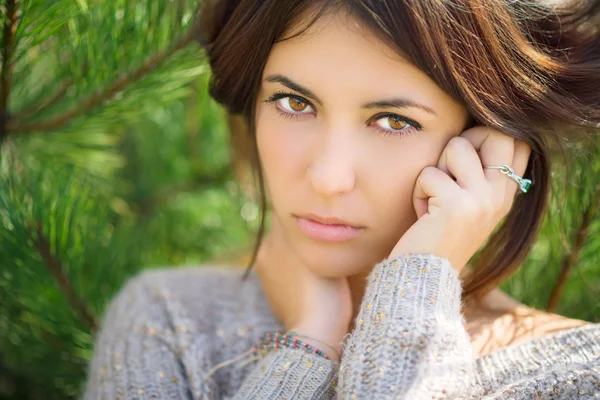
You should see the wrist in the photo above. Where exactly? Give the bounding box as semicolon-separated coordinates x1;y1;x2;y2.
288;325;345;362
290;335;341;362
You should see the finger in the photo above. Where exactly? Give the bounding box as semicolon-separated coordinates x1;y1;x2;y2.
437;137;485;191
413;166;460;218
459;126;515;191
507;139;532;197
436;149;450;177
512;140;531;177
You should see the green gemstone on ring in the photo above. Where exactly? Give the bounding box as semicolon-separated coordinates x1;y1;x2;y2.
520;179;532;193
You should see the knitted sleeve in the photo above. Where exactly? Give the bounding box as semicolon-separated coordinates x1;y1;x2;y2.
336;253;477;399
228;347;339;399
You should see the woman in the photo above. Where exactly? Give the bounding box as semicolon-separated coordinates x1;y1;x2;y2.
84;0;600;398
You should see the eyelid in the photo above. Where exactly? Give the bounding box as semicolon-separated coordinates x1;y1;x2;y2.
366;112;422;130
264;91;315;109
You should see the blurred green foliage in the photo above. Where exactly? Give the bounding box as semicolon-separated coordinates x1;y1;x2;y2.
0;1;598;399
0;1;255;398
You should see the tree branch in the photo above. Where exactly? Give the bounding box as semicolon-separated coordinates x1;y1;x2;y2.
30;221;99;332
13;77;73;120
0;0;18;141
10;30;196;134
546;184;600;312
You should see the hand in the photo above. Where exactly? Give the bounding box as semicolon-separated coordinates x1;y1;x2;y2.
254;219;352;360
389;126;531;272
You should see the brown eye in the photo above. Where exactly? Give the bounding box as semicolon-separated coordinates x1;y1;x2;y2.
277;96;314;114
369;113;420;137
289;97;308;112
387;115;407;130
373;114;409;131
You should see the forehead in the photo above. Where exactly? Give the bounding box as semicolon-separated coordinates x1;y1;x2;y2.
262;10;467;118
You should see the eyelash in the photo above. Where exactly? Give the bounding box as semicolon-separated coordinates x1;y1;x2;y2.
262;91;423;137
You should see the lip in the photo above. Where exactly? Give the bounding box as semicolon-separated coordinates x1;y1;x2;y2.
296;213;362;227
294;213;364;242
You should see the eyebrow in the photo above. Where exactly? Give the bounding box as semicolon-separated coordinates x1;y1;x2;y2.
265;75;322;105
264;74;438;116
361;99;437;116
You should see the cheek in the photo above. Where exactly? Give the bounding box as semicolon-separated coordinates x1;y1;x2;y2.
370;155;420;222
256;112;309;193
366;139;444;233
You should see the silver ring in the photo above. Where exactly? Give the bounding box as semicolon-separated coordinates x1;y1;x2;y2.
484;164;531;193
306;167;311;173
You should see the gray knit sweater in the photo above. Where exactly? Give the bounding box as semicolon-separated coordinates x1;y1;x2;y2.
83;254;600;399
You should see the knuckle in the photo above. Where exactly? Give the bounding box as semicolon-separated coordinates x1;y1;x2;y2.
482;126;509;140
419;166;439;180
470;126;497;136
447;136;472;153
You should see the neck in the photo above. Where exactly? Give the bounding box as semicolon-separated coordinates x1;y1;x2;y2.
347;267;371;326
255;219;376;331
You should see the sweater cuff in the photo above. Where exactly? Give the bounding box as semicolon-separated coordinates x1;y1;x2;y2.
232;347;338;399
370;253;463;323
337;253;474;399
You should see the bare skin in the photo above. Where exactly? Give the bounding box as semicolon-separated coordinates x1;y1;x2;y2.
458;266;589;356
461;287;589;357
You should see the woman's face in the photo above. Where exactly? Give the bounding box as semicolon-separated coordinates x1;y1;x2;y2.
255;10;471;277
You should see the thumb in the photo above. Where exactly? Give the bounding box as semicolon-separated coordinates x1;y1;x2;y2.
413;166;459;219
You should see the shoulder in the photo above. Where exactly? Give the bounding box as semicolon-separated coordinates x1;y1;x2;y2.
466;301;592;356
463;282;593;356
473;322;600;400
85;265;272;398
101;264;270;336
122;264;251;301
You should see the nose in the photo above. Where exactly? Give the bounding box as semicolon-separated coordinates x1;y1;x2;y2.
308;129;357;197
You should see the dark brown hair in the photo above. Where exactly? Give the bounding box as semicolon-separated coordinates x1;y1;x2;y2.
195;0;600;301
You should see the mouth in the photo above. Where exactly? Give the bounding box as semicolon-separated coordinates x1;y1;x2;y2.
293;213;364;242
296;213;362;227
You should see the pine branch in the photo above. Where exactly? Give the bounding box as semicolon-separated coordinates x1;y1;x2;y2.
0;0;19;141
175;0;185;35
10;30;196;134
29;220;99;332
546;184;600;312
13;77;73;120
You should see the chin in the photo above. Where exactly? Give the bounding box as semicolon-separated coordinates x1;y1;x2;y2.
293;241;375;278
